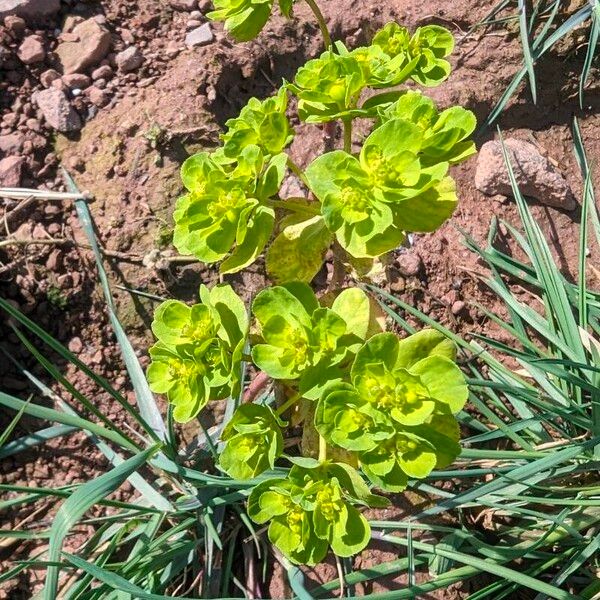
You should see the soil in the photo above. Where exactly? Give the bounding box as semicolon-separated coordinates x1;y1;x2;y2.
1;0;599;597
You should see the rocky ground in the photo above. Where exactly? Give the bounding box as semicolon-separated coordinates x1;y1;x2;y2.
1;0;599;597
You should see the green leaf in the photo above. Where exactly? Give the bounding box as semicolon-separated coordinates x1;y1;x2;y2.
411;355;468;413
266;216;332;283
208;0;274;41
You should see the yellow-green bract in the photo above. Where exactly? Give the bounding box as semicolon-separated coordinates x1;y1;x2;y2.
251;283;381;399
247;461;388;565
146;284;248;422
314;329;467;491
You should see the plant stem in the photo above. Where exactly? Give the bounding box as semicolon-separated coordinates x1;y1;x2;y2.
303;0;332;48
266;198;319;216
286;157;310;188
276;392;300;416
318;434;327;462
343;119;352;153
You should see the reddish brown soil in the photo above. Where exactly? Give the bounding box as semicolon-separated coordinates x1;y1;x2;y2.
1;0;599;597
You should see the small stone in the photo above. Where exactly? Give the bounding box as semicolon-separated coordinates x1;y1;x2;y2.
0;155;25;186
93;78;106;89
115;45;143;72
0;131;24;153
55;18;111;75
185;23;213;48
451;300;466;316
62;14;84;33
68;336;83;353
186;19;202;29
62;73;91;89
190;10;202;19
165;42;180;59
86;86;109;107
40;68;60;87
45;249;62;270
91;64;112;80
33;88;81;132
17;34;44;64
4;15;25;36
475;138;577;210
169;0;197;9
395;251;422;278
26;117;40;131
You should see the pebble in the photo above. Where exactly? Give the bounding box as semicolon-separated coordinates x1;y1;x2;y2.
185;23;213;47
68;336;83;353
4;15;25;36
395;251;423;278
62;72;91;89
55;17;111;74
451;300;466;316
17;34;45;64
0;155;25;186
115;45;143;72
33;88;81;132
0;131;24;153
91;64;113;80
40;68;61;87
87;86;109;107
169;0;197;9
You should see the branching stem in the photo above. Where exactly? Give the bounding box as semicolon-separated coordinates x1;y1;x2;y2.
318;434;327;462
276;392;300;416
303;0;332;48
286;157;310;188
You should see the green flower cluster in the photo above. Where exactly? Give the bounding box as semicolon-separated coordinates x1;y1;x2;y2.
248;461;387;565
146;284;248;422
305;117;458;258
288;23;455;124
251;283;378;399
315;330;467;491
219;403;285;479
208;0;292;41
173;90;293;274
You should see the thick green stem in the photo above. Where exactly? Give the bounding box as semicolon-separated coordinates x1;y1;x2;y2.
304;0;332;48
318;434;327;462
287;157;310;188
276;393;300;416
267;198;319;216
343;119;352;153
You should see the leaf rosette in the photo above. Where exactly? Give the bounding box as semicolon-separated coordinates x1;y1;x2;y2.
305;118;456;258
146;284;248;422
173;145;286;273
219;403;285;479
251;284;378;399
247;461;386;564
314;330;467;491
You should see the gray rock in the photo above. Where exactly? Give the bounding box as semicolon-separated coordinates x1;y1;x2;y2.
33;88;81;132
0;155;25;186
55;18;111;75
475;138;576;210
0;0;59;21
185;23;213;48
115;45;143;72
17;34;44;63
